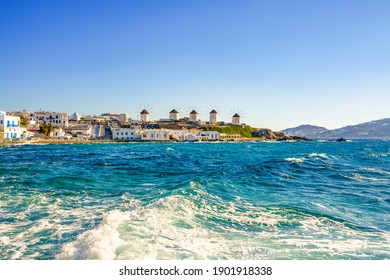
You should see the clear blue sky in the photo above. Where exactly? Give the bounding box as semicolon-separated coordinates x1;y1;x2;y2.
1;0;389;130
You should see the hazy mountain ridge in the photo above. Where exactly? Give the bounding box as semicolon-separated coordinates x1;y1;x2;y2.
281;118;390;139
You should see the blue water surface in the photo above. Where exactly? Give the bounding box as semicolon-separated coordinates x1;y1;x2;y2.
0;141;389;259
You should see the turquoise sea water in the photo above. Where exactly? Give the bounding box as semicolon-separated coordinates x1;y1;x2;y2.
0;141;389;260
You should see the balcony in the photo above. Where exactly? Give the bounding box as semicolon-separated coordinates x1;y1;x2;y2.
7;124;19;127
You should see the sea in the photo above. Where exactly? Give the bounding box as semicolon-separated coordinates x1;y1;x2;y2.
0;141;389;260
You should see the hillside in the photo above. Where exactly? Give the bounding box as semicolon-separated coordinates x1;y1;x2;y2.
281;118;390;139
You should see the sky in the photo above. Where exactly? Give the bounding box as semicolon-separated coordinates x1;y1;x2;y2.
0;0;389;130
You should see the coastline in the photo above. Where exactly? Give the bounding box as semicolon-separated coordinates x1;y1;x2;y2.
0;137;303;146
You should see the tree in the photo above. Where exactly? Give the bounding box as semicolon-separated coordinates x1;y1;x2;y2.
19;115;29;126
38;123;54;137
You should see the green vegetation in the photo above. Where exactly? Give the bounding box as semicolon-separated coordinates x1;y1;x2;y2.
202;125;255;138
39;123;57;137
19;115;29;126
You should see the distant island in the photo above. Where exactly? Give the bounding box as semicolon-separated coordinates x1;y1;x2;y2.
281;118;390;139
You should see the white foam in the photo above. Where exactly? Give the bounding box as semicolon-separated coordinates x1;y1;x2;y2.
57;210;127;260
56;185;390;260
285;157;306;163
309;153;329;159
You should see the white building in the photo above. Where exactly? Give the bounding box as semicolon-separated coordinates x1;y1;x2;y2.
70;112;82;121
50;127;66;139
112;127;141;140
141;129;169;141
140;109;149;122
232;113;240;125
189;110;199;122
169;109;179;121
198;131;220;141
0;111;27;140
65;124;93;138
209;110;218;125
170;129;192;141
29;112;69;127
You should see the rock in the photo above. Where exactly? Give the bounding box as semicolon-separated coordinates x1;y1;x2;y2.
252;128;308;141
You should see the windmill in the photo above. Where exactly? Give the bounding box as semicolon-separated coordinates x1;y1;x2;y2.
230;108;244;126
188;106;200;122
167;104;181;121
208;105;220;125
136;104;152;122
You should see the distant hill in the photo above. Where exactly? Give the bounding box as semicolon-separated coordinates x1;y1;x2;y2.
281;125;329;138
281;118;390;139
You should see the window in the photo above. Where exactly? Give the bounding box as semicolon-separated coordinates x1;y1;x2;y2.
126;132;128;135
117;132;119;135
0;120;2;124
121;132;123;135
56;115;59;119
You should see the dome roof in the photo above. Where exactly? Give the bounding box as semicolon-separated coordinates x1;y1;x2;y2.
233;113;240;117
170;109;178;114
190;110;198;114
140;109;149;114
210;109;217;114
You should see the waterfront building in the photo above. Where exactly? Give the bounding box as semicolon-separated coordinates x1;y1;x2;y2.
29;112;69;127
140;109;149;122
232;113;240;125
112;127;141;140
64;124;93;138
209;110;218;125
189;110;199;122
170;129;192;141
199;131;220;141
0;111;27;140
169;109;179;121
140;129;169;141
50;127;66;139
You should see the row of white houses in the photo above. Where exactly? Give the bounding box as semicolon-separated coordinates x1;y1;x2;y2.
111;127;220;141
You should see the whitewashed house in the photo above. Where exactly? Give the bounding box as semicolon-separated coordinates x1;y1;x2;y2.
0;111;27;140
65;124;93;138
141;129;169;141
50;128;66;139
29;112;69;127
199;131;220;141
170;129;191;141
112;127;141;140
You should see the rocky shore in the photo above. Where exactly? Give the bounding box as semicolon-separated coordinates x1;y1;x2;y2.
252;128;309;141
